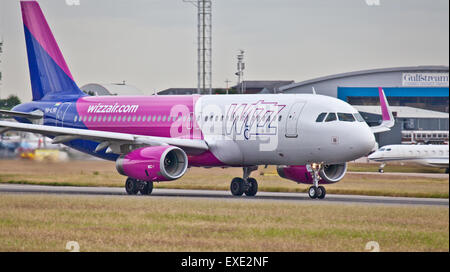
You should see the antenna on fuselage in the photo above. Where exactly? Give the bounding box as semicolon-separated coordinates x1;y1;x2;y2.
312;87;317;95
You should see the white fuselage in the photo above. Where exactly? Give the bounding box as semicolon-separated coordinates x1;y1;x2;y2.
368;144;449;168
195;94;376;166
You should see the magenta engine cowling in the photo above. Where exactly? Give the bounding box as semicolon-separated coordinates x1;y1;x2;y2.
276;163;347;185
116;145;188;182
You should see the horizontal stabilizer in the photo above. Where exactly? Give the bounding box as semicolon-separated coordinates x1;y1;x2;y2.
0;110;43;120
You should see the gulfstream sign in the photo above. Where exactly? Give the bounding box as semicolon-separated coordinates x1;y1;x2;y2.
402;73;449;87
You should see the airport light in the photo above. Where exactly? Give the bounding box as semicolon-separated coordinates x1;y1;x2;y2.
0;37;3;100
235;50;245;94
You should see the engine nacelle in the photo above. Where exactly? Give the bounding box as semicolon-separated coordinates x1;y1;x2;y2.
276;163;347;185
116;145;188;182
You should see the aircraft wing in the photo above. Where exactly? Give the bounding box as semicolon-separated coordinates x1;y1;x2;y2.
0;110;43;120
0;120;209;155
370;87;395;134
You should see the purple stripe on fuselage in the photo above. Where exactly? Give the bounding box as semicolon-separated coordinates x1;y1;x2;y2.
75;95;227;166
21;1;74;81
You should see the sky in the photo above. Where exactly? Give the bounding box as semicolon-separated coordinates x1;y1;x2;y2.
0;0;448;101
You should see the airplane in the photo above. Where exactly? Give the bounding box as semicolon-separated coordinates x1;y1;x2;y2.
0;1;394;199
368;144;449;173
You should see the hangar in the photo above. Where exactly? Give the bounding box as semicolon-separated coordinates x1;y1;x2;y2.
279;66;449;113
278;66;449;146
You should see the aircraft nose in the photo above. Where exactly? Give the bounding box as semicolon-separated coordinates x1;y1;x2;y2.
356;127;377;157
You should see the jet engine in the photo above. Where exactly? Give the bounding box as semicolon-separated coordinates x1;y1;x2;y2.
276;163;347;185
116;145;188;182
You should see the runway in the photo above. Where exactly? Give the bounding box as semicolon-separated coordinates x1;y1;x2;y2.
0;184;448;207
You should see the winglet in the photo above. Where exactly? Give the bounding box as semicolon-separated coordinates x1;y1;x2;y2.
371;88;395;134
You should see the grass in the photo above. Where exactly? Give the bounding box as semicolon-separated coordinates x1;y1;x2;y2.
0;160;448;198
0;194;447;252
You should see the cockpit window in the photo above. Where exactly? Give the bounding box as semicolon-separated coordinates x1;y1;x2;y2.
325;113;337;122
354;113;365;122
338;113;356;122
316;113;327;122
386;148;392;151
379;148;385;151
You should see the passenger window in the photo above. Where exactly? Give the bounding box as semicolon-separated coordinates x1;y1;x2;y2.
325;113;337;122
338;113;356;122
316;113;327;122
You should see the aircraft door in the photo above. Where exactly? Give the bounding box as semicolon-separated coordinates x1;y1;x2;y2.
55;103;71;127
285;102;306;138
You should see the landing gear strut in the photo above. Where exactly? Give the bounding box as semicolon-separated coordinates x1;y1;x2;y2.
308;163;326;199
125;178;153;195
378;163;386;173
230;166;259;197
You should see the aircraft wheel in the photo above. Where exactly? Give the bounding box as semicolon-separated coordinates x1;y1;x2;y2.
125;178;139;195
230;178;245;196
245;178;258;197
308;186;318;199
378;169;384;173
317;186;326;199
139;181;154;195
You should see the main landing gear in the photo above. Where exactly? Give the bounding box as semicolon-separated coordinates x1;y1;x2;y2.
125;178;154;195
230;166;259;197
308;163;326;200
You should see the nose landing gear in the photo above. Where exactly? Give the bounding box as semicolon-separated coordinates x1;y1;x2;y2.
308;163;327;199
230;166;259;197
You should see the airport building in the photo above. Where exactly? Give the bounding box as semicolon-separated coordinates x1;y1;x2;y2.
278;66;449;146
279;66;449;113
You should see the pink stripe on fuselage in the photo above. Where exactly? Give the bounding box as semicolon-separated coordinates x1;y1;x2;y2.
76;95;227;166
21;1;74;81
76;95;203;140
